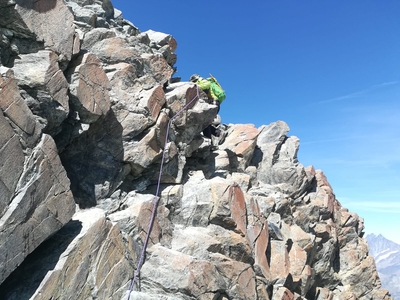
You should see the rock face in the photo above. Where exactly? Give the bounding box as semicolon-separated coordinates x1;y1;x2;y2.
0;1;393;299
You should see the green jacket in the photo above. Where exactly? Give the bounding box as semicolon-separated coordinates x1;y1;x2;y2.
195;77;217;101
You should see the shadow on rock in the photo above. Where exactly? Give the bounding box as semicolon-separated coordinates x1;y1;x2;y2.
58;109;125;208
0;220;83;300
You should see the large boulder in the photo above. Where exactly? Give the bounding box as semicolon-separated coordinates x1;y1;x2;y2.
0;132;75;285
255;121;312;198
0;70;75;285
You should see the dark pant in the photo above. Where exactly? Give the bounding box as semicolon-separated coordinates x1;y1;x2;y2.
203;97;221;138
203;125;220;139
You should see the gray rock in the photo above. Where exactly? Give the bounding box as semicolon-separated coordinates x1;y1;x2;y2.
0;2;392;300
81;27;116;50
14;0;75;69
165;82;217;145
256;121;312;198
66;1;97;27
0;134;75;285
101;0;114;20
13;50;69;135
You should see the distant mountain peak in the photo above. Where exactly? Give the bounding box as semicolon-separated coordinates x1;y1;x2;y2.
366;233;400;298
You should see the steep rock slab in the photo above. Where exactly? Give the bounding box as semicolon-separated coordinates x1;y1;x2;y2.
25;208;136;300
14;0;75;69
210;179;247;234
288;224;315;295
0;69;40;147
12;50;70;135
0;113;23;216
0;70;41;196
270;240;290;285
0;134;75;285
1;70;74;284
0;70;41;215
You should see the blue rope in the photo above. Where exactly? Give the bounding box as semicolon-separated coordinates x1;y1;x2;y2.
127;85;200;299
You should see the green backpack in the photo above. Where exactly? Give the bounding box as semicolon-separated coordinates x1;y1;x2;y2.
209;74;226;104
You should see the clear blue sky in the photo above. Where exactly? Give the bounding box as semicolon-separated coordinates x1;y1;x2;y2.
111;1;400;244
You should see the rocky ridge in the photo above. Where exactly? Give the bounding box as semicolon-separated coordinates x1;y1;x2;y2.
0;0;393;299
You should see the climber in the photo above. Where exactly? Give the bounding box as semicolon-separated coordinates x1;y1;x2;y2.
190;74;226;145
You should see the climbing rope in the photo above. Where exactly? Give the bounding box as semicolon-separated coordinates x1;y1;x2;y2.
127;85;200;299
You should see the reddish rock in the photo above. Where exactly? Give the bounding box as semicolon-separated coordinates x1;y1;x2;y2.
220;124;259;170
68;53;111;123
229;184;248;235
246;197;271;280
289;242;307;280
139;85;166;121
270;241;290;283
